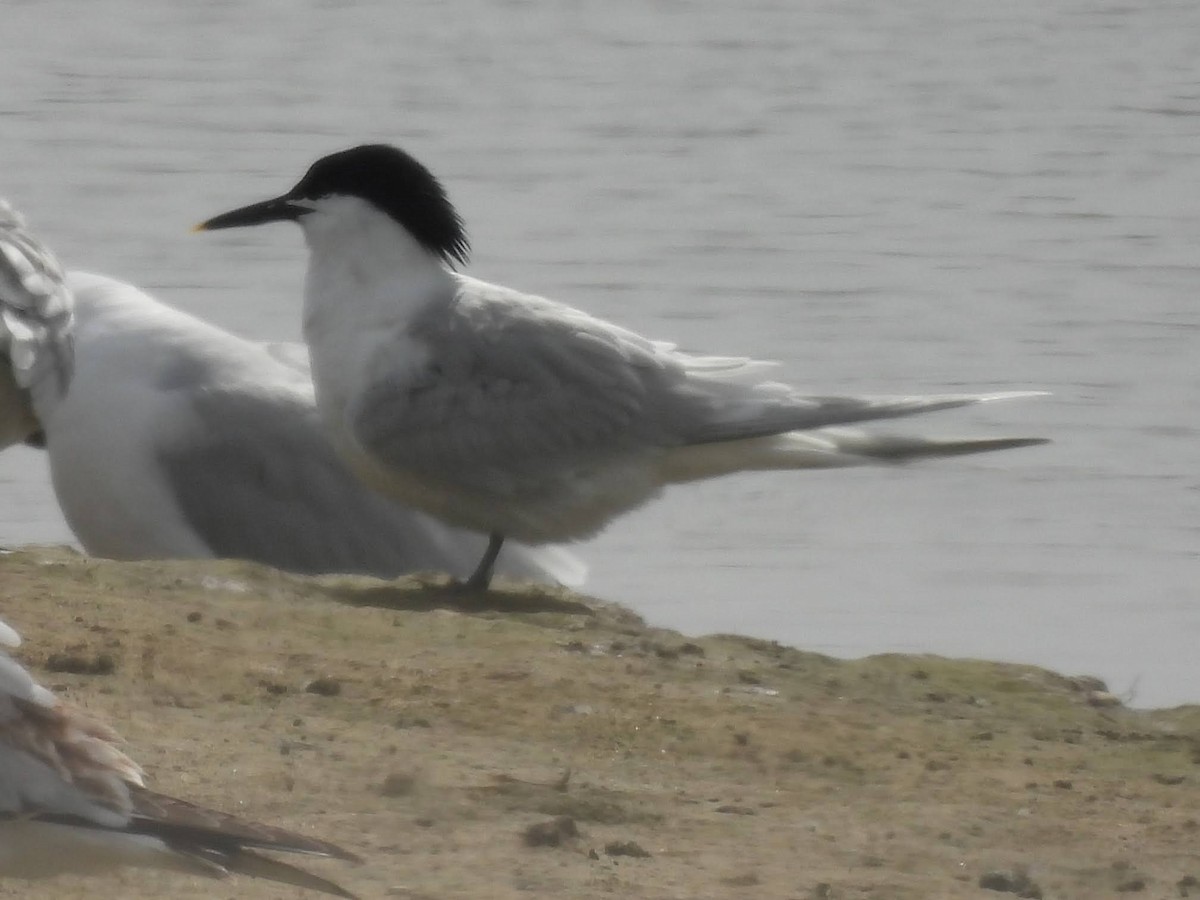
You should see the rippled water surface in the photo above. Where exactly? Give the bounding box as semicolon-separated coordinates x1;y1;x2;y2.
2;1;1197;706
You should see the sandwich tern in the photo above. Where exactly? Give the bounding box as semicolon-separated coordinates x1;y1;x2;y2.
0;615;359;895
0;201;583;586
197;144;1047;590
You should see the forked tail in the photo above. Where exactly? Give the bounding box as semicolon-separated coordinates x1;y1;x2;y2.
663;427;1048;482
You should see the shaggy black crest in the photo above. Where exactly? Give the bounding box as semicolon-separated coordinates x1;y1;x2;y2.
290;144;470;267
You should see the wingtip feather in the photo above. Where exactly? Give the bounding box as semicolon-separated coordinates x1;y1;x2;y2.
221;849;360;898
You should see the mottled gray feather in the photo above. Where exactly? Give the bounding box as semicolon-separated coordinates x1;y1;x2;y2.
0;201;73;404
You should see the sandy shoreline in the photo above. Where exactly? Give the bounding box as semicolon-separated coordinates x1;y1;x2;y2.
2;545;1198;899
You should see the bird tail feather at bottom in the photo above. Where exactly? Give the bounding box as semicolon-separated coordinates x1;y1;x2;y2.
219;850;358;898
811;429;1049;461
662;429;1048;483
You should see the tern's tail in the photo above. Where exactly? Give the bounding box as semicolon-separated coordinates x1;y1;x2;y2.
662;428;1048;483
810;429;1049;461
219;850;359;898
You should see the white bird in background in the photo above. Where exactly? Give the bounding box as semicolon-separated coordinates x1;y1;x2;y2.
197;144;1048;591
0;616;359;895
0;201;583;587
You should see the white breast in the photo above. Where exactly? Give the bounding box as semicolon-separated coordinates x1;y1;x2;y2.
299;195;451;451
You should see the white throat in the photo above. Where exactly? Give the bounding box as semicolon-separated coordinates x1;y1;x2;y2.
297;195;455;441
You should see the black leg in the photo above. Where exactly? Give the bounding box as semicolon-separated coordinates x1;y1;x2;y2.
463;532;504;591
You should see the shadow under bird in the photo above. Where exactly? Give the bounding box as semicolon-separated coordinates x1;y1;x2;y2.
0;616;360;896
0;200;583;587
197;143;1047;590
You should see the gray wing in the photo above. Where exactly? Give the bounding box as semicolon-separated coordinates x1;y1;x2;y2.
353;285;663;493
159;383;581;584
353;279;1040;489
0;200;74;438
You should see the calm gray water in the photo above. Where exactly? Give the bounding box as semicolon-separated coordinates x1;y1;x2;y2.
1;1;1197;706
